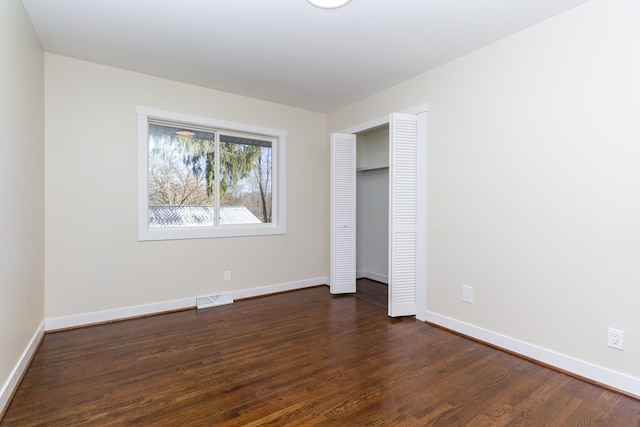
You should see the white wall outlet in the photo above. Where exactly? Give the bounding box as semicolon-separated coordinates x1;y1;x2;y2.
607;327;623;350
224;270;231;282
462;285;473;304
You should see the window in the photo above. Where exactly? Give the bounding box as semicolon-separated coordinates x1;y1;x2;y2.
137;106;286;240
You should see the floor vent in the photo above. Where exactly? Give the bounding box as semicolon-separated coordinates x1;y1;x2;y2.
197;293;234;309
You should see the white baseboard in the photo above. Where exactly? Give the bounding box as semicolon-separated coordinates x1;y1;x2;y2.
424;310;640;398
45;298;196;331
231;277;329;300
0;321;45;418
45;277;330;332
356;271;388;284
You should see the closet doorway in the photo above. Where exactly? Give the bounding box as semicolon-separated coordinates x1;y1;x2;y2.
330;106;428;319
356;125;390;307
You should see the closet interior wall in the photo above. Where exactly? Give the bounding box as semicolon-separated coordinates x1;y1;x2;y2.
356;125;390;284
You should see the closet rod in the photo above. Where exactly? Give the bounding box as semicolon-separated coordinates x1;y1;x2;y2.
356;165;389;172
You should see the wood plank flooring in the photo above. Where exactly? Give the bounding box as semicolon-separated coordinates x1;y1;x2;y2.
355;277;388;307
3;282;640;426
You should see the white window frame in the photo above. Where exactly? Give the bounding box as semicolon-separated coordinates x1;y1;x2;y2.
136;106;287;241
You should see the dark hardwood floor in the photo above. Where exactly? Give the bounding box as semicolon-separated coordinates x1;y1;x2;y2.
355;277;388;307
3;283;640;426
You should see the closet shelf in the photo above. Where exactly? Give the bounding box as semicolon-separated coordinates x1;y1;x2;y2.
356;165;389;172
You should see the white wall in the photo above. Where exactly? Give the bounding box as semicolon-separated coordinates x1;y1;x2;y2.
329;0;640;382
0;0;45;412
44;55;329;319
356;126;389;170
356;126;389;282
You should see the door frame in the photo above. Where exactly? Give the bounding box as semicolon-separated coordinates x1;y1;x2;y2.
335;103;428;321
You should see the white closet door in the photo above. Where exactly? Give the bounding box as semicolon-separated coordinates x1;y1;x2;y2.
330;133;356;294
388;113;418;316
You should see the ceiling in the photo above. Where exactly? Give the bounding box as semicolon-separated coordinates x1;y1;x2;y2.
22;0;591;113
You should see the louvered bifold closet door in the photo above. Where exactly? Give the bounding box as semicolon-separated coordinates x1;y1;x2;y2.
330;133;356;294
389;113;418;316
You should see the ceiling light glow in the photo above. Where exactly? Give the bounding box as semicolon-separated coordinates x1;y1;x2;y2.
176;130;195;137
307;0;352;9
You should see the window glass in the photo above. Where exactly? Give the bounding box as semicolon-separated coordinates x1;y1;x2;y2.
220;134;272;224
148;124;216;228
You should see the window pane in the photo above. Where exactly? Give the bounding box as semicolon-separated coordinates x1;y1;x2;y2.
220;135;273;224
148;124;216;228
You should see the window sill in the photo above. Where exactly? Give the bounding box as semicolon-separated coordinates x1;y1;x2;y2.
138;223;286;241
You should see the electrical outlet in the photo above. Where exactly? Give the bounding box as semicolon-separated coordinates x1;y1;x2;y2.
607;327;623;350
462;285;473;304
224;270;231;282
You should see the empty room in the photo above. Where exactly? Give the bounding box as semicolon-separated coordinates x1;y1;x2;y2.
2;0;640;424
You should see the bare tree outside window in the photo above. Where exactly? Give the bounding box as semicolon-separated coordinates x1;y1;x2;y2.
148;133;214;207
220;136;272;224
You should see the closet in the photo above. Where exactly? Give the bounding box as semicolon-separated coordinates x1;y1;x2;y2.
331;108;427;318
356;125;389;285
